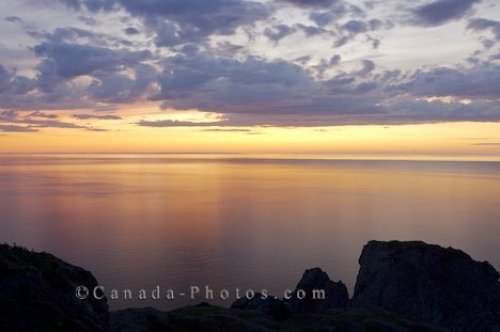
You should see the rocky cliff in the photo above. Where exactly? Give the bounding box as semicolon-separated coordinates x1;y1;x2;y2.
0;244;109;332
351;240;500;331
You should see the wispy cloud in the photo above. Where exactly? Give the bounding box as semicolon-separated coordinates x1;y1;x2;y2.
472;142;500;146
0;110;104;131
137;120;230;127
0;124;38;132
73;113;122;120
28;111;58;119
200;128;253;132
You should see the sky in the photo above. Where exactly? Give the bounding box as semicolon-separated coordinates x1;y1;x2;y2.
0;0;499;155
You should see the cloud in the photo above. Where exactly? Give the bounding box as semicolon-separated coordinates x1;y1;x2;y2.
472;142;500;146
18;119;85;129
73;113;122;120
87;64;157;103
411;0;479;27
0;109;98;130
10;25;157;106
334;19;385;47
124;27;140;35
329;55;341;66
0;124;38;132
137;120;230;127
0;20;157;110
147;52;500;126
295;24;329;37
467;18;500;41
264;24;297;43
28;111;59;119
85;127;109;132
309;3;348;26
393;63;500;100
358;59;375;76
56;0;271;47
343;20;369;34
4;16;22;23
34;41;151;80
153;53;319;113
380;97;499;123
77;16;97;25
278;0;339;8
0;65;36;96
312;54;341;76
0;110;19;120
201;128;252;132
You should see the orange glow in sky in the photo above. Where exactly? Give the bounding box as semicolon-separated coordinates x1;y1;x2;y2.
1;109;499;158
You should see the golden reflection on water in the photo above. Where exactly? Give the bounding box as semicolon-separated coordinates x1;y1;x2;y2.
0;155;499;309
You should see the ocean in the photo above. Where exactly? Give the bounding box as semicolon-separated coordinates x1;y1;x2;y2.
0;154;499;310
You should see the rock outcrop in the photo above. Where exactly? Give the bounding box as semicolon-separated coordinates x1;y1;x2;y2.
289;267;349;313
230;267;349;319
111;304;272;332
351;240;500;332
112;303;445;332
0;244;109;332
231;293;291;320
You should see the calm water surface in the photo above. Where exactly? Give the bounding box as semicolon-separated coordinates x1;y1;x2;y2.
0;154;499;310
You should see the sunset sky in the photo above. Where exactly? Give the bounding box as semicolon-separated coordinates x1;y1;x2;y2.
0;0;499;155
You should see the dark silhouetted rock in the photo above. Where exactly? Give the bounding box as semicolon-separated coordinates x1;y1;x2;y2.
112;305;446;332
110;307;167;332
351;240;500;332
231;293;291;320
111;305;272;332
289;267;349;313
0;244;109;332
